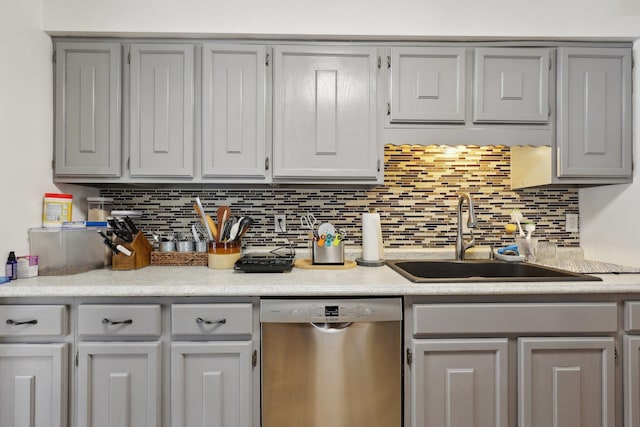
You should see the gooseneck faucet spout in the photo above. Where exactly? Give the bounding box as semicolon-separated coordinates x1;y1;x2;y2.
456;193;477;260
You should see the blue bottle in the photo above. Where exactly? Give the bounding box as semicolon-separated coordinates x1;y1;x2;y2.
5;251;17;280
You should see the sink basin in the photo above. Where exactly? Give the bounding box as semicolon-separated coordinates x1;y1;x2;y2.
386;259;601;282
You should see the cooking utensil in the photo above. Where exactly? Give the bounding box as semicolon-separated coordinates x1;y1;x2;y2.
217;205;231;242
237;217;254;240
300;213;317;234
221;216;236;241
97;230;132;256
317;222;335;237
226;220;241;243
191;225;200;242
206;215;218;241
195;198;214;241
123;216;139;235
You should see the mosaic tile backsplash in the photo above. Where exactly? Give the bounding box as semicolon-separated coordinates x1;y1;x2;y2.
101;145;580;250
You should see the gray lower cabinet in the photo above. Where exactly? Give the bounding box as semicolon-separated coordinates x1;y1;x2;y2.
624;302;640;427
76;304;162;427
411;338;508;427
557;47;632;179
409;302;618;427
77;342;162;427
170;303;256;427
54;42;121;178
171;342;253;427
518;337;615;427
201;44;267;180
128;43;195;178
625;336;640;427
272;45;380;182
0;344;69;427
0;304;70;427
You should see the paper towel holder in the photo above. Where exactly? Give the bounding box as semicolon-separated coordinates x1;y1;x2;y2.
356;258;385;267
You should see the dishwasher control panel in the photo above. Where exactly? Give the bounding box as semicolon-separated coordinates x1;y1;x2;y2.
260;298;402;323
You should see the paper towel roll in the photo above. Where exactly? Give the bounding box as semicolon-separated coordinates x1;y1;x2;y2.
362;213;384;261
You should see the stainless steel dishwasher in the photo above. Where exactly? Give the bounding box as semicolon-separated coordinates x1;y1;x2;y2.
260;298;402;427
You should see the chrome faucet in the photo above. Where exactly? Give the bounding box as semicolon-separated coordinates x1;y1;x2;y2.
455;193;478;260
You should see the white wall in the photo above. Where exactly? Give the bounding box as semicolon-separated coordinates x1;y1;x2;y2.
3;0;640;265
0;0;96;260
41;0;640;39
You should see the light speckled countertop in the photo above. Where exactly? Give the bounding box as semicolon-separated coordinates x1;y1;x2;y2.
1;246;639;298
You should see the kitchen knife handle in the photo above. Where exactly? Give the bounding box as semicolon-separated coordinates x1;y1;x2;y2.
123;216;139;234
6;319;38;326
102;318;133;326
196;317;227;325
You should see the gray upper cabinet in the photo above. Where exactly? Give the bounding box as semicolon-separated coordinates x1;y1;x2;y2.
272;45;380;181
474;48;550;123
54;42;121;177
390;47;466;122
557;47;632;178
129;44;195;178
201;44;267;179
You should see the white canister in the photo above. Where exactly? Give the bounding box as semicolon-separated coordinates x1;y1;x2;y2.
87;197;113;221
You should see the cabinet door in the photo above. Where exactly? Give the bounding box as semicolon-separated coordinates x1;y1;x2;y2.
411;338;508;427
0;343;68;427
54;42;121;177
171;341;253;427
518;337;614;427
129;44;194;177
390;47;466;122
202;44;267;179
625;336;640;427
273;45;378;180
77;342;161;427
557;47;632;178
474;48;550;123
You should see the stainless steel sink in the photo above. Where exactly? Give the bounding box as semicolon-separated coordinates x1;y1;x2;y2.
386;259;601;282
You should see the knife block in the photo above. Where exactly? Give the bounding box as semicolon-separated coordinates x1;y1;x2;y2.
111;232;152;270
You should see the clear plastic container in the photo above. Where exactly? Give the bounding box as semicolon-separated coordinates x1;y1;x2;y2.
87;197;114;221
29;228;105;275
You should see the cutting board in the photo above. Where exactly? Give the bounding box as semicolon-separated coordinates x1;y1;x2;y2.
294;259;357;270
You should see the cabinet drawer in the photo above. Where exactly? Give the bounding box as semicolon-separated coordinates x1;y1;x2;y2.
0;305;68;337
624;302;640;332
78;304;161;337
413;303;617;335
172;303;252;336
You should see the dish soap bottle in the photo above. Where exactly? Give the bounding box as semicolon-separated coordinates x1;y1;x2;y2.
5;251;17;280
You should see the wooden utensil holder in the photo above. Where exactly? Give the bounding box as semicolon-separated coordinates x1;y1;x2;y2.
111;232;152;270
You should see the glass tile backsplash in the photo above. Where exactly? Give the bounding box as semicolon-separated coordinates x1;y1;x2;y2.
101;145;579;250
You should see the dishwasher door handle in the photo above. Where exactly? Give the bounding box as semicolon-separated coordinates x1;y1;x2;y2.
311;322;353;331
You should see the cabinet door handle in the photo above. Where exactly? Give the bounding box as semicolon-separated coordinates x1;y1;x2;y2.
196;317;226;325
102;318;133;326
6;319;38;326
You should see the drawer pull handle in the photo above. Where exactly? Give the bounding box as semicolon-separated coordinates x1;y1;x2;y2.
196;317;227;325
6;319;38;326
102;318;133;326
